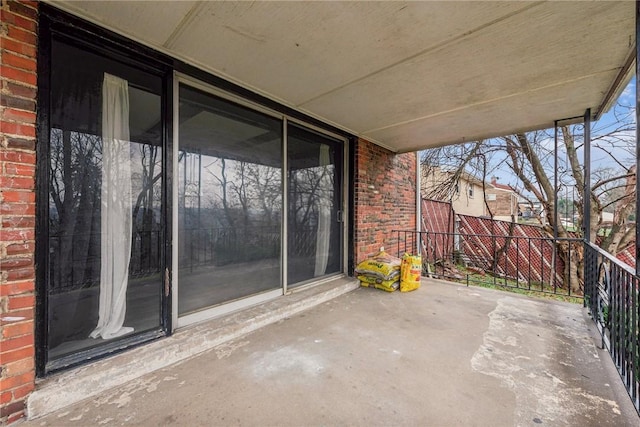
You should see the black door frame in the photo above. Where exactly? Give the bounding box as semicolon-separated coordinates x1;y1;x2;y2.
35;6;174;376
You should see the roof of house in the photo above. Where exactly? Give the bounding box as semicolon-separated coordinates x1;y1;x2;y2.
425;167;517;193
490;182;515;192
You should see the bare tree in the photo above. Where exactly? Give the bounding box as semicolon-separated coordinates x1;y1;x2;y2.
49;129;102;289
420;101;636;293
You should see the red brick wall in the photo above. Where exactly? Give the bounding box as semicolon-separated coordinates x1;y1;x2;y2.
486;189;517;219
354;138;417;263
0;0;38;424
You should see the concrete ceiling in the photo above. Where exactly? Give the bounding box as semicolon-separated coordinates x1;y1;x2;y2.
49;1;635;153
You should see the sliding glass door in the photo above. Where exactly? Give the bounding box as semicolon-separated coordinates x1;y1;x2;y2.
40;17;347;373
46;40;165;368
287;124;343;286
177;84;283;317
174;80;344;323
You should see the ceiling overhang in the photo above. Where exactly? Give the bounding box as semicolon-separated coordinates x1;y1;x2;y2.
48;1;635;153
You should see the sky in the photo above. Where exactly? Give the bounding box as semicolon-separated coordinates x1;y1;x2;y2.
488;77;637;192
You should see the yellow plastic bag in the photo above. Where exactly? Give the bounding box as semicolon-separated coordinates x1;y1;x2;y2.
355;250;401;280
400;253;421;292
358;275;399;292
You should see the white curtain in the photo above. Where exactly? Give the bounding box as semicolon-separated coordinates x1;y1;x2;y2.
314;144;332;276
90;73;134;340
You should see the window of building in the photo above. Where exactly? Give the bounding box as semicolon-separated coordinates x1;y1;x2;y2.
287;123;343;286
43;39;167;372
176;84;283;317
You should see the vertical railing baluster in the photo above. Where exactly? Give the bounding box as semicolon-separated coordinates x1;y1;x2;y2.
541;239;545;292
625;273;631;388
568;241;572;297
615;264;621;366
516;236;520;289
504;236;508;288
528;238;532;291
632;273;638;405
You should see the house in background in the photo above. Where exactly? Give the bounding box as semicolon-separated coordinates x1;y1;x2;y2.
421;166;485;217
421;166;519;222
486;177;519;222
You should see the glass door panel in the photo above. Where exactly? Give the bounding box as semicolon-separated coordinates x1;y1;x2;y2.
47;41;163;363
177;85;283;316
287;124;343;286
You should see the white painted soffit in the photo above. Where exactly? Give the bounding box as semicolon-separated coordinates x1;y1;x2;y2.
48;1;635;153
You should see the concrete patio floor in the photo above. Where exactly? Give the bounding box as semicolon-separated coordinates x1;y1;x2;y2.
25;280;639;426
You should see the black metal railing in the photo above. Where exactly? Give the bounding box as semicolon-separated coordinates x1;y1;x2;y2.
584;242;639;412
49;228;162;293
393;229;584;298
180;225;281;270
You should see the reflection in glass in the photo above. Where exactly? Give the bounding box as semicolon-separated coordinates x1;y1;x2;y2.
47;41;163;362
178;85;282;315
287;124;342;285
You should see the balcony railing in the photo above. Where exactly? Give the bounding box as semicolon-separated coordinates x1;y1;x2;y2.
584;242;639;412
180;226;281;269
49;229;162;293
393;229;583;298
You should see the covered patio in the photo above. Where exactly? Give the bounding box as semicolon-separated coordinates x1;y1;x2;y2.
26;279;639;426
1;1;638;424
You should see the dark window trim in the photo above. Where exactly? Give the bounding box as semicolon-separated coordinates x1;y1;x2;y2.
42;4;171;76
347;137;357;276
34;11;52;379
45;330;166;374
36;8;174;376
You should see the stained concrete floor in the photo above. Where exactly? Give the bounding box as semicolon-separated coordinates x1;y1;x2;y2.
25;280;639;426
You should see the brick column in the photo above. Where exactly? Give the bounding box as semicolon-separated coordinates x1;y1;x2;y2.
0;0;38;424
353;138;417;263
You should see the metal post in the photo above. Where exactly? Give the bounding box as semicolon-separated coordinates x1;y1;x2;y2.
636;0;640;276
282;119;289;294
583;108;591;243
634;2;640;407
554;120;559;241
552;121;559;294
